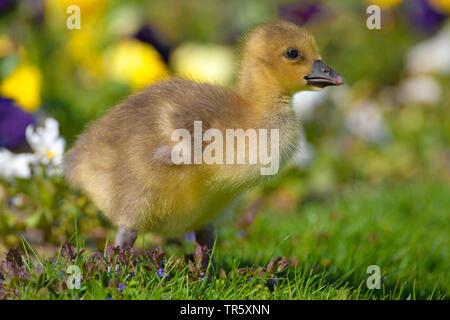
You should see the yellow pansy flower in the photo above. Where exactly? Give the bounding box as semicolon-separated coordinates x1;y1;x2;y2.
103;40;168;89
171;42;235;85
366;0;403;10
56;0;107;15
67;28;103;78
429;0;450;13
0;64;42;112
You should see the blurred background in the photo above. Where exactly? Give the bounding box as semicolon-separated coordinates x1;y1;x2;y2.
0;0;449;261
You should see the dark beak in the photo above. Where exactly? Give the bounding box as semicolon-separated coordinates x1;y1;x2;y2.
304;60;344;88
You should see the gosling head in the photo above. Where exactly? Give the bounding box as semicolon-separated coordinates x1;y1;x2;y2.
240;21;344;95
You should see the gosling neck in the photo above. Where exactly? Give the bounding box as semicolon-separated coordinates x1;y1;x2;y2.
236;66;291;112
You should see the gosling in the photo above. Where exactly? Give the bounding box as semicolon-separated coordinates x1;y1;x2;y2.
63;21;344;250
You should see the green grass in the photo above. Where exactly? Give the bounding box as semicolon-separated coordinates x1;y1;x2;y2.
0;178;448;300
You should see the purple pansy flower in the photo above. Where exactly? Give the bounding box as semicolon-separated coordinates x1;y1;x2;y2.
403;0;447;36
0;96;34;150
0;0;15;14
278;1;334;27
134;24;173;63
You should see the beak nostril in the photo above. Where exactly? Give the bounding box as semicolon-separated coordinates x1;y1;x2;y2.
306;60;344;87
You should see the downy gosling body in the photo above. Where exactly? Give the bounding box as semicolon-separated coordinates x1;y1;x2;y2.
63;21;344;250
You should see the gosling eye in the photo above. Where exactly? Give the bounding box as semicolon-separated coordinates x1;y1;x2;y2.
284;48;302;60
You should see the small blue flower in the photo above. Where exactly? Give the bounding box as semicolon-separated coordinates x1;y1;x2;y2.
157;268;166;279
106;296;112;300
268;278;278;288
238;230;246;238
185;232;196;242
198;272;206;281
72;276;82;288
117;283;126;291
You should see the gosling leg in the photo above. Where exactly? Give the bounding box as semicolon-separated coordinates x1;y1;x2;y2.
195;225;215;250
195;225;216;271
114;226;138;250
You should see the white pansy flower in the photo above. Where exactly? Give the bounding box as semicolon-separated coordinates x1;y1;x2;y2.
26;118;65;175
346;99;390;144
292;89;328;121
291;137;315;169
0;118;66;179
0;148;35;179
397;75;442;105
329;84;352;108
406;23;450;76
107;5;143;37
